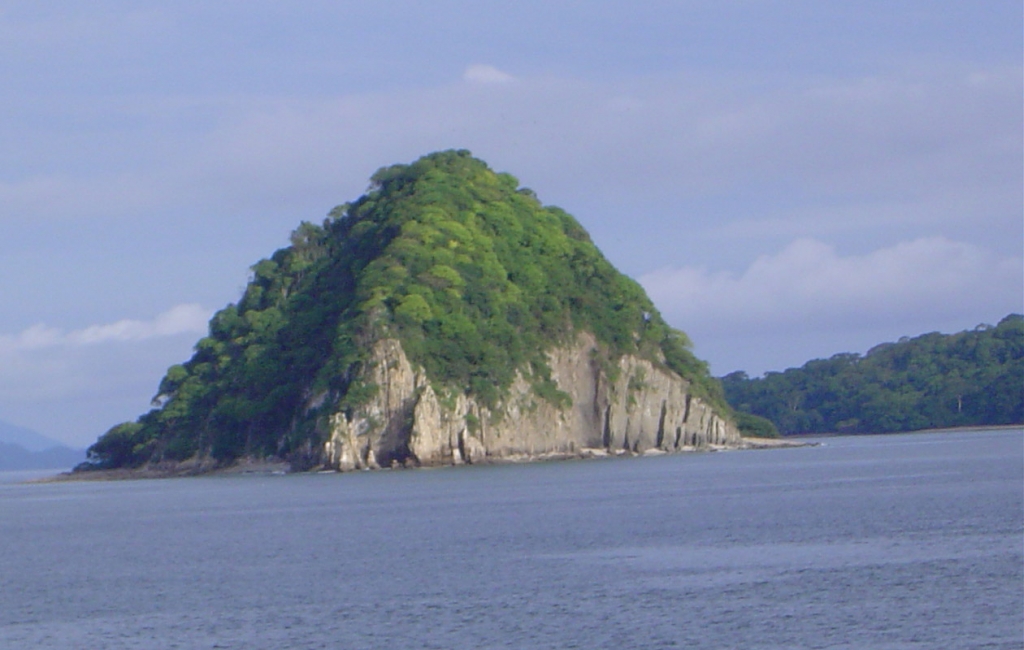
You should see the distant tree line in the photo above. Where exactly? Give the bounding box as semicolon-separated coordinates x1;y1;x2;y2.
722;314;1024;435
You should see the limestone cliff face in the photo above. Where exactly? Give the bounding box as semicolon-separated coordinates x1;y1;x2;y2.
322;333;740;471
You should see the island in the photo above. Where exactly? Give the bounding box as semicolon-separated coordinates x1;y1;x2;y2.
79;151;763;476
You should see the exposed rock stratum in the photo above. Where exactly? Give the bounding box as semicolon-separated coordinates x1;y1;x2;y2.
324;333;739;470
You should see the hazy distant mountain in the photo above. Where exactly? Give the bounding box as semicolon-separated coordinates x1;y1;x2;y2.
0;420;85;470
0;419;68;452
0;441;85;471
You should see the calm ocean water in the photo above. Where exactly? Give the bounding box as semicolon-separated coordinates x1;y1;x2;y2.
1;428;1021;649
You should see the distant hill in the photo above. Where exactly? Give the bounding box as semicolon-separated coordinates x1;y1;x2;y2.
722;314;1024;435
0;420;85;470
0;441;85;471
0;419;67;452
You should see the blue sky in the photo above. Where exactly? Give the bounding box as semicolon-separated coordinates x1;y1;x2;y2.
1;1;1021;447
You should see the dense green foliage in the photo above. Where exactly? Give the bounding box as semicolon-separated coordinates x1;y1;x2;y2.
722;315;1024;435
731;411;780;438
84;150;722;469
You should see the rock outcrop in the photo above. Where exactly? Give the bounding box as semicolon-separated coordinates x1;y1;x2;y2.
323;332;740;470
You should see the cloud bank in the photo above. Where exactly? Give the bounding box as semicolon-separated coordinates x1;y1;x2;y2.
6;63;1017;243
0;304;210;354
642;237;1021;334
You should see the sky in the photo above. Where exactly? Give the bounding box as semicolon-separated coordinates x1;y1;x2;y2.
1;1;1021;448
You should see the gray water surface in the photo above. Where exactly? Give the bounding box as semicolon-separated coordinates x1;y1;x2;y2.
2;429;1021;649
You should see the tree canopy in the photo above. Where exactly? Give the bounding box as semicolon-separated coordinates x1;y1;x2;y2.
722;314;1024;435
83;150;724;469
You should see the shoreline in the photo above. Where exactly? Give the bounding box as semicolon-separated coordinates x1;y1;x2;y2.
26;424;1020;484
28;438;809;483
27;456;292;483
782;423;1023;439
738;436;811;449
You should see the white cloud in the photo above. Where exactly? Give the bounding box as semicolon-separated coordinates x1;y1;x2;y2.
0;304;212;446
641;237;1023;335
462;64;516;84
0;304;211;353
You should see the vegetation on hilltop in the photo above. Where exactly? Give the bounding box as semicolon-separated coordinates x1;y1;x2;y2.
83;150;726;469
722;314;1024;435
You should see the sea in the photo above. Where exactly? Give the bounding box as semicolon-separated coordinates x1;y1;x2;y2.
1;428;1021;649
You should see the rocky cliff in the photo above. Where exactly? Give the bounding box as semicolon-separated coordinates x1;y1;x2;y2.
324;332;740;471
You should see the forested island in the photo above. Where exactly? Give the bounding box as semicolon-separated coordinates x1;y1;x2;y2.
81;151;745;474
722;314;1024;435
